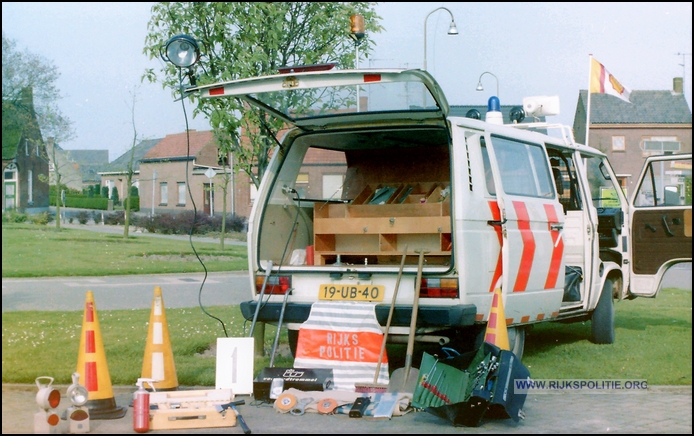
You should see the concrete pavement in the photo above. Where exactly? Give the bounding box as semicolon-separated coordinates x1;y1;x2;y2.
2;383;691;434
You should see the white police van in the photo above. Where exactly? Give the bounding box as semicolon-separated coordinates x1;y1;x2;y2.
188;68;692;359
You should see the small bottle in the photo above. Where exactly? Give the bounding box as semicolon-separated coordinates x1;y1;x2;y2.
133;378;153;433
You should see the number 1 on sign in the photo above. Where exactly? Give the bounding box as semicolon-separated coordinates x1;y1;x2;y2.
215;337;254;394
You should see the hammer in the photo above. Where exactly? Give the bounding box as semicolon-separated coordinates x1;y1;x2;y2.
216;400;251;434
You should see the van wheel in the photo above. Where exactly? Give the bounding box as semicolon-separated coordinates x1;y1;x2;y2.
508;326;525;360
591;279;615;344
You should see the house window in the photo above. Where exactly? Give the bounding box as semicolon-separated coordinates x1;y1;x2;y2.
25;140;29;156
35;142;40;156
641;137;681;156
611;136;625;152
322;174;344;199
294;173;309;198
160;182;168;205
177;182;186;206
28;170;33;204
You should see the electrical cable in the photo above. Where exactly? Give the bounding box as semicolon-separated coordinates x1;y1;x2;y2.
177;68;228;338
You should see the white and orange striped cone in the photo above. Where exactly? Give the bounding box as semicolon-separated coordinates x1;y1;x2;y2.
75;291;127;419
484;287;510;350
141;286;178;391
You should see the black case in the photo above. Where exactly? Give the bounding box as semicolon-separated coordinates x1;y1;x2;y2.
253;368;333;402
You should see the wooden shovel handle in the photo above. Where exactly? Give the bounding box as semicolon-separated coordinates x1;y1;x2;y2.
404;249;428;381
373;245;408;384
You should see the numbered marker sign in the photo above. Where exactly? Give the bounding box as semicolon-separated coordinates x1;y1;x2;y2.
215;337;254;394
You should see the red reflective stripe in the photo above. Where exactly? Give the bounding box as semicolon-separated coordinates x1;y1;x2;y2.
488;311;497;328
487;201;503;293
84;361;98;391
512;201;535;292
85;302;94;322
209;87;224;96
85;330;95;354
544;203;564;289
295;329;384;363
363;74;381;82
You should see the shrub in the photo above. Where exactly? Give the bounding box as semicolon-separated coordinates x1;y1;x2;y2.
30;211;49;225
76;210;90;225
130;185;139;197
91;211;103;224
101;186;109;198
103;210;125;225
3;210;28;223
111;187;120;206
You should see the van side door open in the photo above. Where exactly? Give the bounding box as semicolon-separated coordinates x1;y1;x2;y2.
629;153;692;297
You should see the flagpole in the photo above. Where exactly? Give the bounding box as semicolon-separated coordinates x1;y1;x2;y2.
586;54;593;147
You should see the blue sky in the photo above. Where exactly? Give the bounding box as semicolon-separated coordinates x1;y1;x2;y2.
2;2;691;162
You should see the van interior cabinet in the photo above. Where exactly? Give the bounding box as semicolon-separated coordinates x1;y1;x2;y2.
313;182;452;266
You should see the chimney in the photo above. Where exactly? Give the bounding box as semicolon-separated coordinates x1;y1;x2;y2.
673;77;683;94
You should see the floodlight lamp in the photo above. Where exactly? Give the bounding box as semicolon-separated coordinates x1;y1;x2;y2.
162;34;200;68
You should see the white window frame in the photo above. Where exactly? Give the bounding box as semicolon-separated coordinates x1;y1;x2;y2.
611;136;626;152
177;182;186;205
160;182;168;205
28;170;33;203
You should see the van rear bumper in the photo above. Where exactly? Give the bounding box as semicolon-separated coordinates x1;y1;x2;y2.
240;301;477;328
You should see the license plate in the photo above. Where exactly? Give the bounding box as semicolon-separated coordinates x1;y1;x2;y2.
318;284;385;301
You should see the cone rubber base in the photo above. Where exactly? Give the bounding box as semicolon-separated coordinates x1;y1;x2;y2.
86;398;127;420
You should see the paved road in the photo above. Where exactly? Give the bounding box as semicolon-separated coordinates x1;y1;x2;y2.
2;271;252;312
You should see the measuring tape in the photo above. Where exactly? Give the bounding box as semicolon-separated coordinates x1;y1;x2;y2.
317;398;338;415
275;393;297;413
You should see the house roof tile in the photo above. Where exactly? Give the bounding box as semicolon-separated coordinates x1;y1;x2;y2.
143;130;215;160
578;90;692;124
101;138;162;173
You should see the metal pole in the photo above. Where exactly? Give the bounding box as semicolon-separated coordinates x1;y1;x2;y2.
151;170;157;217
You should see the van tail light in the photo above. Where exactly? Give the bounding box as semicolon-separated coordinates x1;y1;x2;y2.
255;275;291;295
420;278;459;298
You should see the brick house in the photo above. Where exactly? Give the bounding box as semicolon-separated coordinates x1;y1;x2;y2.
137;130;253;217
46;142;108;192
2;87;50;213
573;78;692;196
98;138;162;201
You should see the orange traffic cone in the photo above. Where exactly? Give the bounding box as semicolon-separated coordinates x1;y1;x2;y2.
141;286;178;391
484;287;510;350
75;291;127;419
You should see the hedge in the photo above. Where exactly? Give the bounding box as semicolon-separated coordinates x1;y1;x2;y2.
49;196;139;211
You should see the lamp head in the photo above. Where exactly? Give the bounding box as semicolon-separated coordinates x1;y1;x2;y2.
476;82;484;92
161;34;200;68
67;372;88;407
350;14;365;42
447;20;459;35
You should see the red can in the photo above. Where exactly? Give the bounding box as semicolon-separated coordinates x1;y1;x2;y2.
133;382;150;433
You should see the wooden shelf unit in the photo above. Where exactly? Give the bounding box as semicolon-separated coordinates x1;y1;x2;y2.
313;183;452;266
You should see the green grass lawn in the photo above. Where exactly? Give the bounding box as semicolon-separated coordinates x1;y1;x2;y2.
2;289;690;386
2;223;248;277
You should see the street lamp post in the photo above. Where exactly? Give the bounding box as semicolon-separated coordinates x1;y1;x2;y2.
350;14;366;112
422;7;458;107
423;7;458;71
476;71;500;98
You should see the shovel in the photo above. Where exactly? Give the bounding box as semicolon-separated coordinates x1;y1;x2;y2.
388;248;428;393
